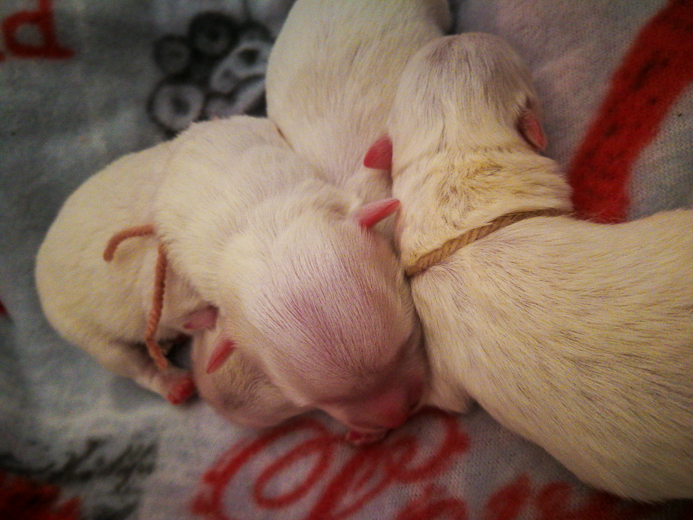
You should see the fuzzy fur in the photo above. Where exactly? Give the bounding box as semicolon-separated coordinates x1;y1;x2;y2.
259;0;450;437
154;116;307;426
387;33;693;500
266;0;451;211
153;116;423;437
35;142;209;402
191;324;308;428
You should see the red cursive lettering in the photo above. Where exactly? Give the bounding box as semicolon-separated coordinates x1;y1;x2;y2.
535;482;659;520
191;409;469;520
0;469;81;520
568;0;693;222
1;0;74;60
484;475;532;520
395;485;468;520
191;409;689;520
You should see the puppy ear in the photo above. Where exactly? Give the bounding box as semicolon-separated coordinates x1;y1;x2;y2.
517;100;547;152
364;134;393;170
206;339;236;374
183;305;218;331
352;198;400;229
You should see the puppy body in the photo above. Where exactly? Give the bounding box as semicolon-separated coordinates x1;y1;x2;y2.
260;0;449;438
154;116;423;438
387;34;693;500
155;117;308;426
35;142;209;403
265;0;451;205
191;324;308;428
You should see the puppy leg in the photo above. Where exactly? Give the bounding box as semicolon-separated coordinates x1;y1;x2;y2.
89;338;196;404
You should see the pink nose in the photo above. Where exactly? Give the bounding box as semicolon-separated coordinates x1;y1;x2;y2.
363;380;423;430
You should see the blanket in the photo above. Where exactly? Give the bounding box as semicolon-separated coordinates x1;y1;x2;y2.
1;0;692;518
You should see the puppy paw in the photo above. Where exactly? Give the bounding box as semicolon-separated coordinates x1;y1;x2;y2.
166;374;197;404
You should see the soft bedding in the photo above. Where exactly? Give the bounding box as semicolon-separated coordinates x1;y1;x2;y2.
1;0;692;518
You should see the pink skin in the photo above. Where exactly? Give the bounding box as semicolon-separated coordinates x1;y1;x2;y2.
167;375;196;404
183;306;218;331
205;339;236;374
325;366;425;445
350;196;400;228
207;336;423;445
363;135;394;171
517;105;547;153
161;305;219;405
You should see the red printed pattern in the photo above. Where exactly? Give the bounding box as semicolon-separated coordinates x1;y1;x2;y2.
0;470;81;520
1;0;74;61
191;410;689;520
568;0;693;222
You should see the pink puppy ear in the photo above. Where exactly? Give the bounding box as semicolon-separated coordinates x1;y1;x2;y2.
183;305;218;331
364;134;393;170
352;198;400;229
517;103;547;152
206;339;236;374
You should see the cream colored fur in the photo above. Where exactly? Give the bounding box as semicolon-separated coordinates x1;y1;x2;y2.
266;0;451;209
260;0;450;438
191;325;308;428
388;33;693;500
35;142;208;400
154;117;309;426
154;116;423;437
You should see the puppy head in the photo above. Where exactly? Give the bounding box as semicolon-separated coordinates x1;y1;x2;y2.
215;196;426;436
386;33;545;171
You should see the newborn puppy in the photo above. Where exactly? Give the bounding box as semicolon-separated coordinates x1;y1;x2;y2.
153;116;311;429
372;33;693;500
35;142;215;404
263;0;450;440
265;0;451;209
154;116;421;441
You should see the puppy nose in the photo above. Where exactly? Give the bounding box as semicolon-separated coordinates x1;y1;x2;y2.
345;429;388;445
362;384;417;430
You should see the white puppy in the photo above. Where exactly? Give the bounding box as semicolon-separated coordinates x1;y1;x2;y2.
154;116;421;441
371;33;693;500
191;324;308;428
35;142;215;403
265;0;451;210
262;0;450;440
36;117;311;426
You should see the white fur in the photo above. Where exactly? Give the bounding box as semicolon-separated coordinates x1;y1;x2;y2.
35;142;209;401
257;0;450;436
154;116;423;437
266;0;451;207
388;33;693;500
191;325;308;428
154;116;311;426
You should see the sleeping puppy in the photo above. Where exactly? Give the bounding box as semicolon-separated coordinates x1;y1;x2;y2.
369;33;693;500
263;0;450;440
154;116;421;442
35;141;215;404
35;116;308;428
265;0;451;216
